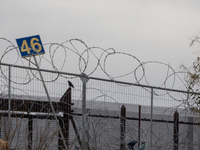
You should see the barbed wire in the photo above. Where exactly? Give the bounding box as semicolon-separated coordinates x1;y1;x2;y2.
0;38;187;90
0;37;199;149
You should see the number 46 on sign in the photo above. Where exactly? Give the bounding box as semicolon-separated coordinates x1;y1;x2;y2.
16;35;45;58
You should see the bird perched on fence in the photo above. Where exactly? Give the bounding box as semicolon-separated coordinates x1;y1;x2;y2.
68;81;74;88
128;140;137;150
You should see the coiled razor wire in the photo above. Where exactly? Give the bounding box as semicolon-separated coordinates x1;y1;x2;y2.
0;38;187;89
0;37;199;149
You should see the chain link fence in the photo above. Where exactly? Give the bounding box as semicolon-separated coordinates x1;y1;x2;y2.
0;63;199;150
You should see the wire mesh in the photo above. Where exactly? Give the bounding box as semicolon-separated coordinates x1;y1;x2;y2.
0;63;199;150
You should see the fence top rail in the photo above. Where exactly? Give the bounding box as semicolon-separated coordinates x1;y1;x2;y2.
0;62;196;94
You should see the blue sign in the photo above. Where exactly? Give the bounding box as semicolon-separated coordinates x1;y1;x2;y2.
16;35;45;58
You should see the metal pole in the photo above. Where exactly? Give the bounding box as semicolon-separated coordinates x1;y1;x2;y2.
28;115;33;150
33;56;67;150
8;66;11;119
80;73;89;150
138;105;141;148
150;88;153;150
120;105;126;150
173;111;179;150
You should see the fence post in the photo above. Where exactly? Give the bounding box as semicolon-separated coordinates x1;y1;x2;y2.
80;73;89;150
28;115;33;150
173;110;179;150
58;118;63;150
138;105;141;148
8;65;11;119
120;105;126;150
58;87;72;149
150;88;153;150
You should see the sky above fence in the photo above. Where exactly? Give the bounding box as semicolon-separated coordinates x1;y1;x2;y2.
1;0;200;88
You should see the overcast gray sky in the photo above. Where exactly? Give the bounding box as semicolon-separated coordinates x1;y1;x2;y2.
1;0;200;88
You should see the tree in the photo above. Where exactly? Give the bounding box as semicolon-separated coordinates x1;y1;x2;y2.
181;35;200;113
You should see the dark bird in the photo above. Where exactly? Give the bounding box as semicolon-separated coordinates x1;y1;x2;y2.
68;81;74;88
128;140;137;150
